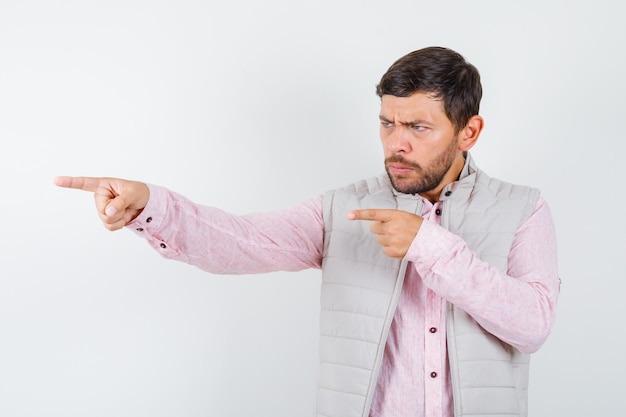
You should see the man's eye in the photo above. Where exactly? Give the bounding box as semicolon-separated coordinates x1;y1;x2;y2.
412;125;426;131
381;122;393;128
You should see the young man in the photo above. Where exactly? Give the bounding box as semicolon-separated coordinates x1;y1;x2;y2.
55;47;559;417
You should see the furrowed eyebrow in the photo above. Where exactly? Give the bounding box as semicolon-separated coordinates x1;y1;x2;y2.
401;119;432;127
379;115;432;127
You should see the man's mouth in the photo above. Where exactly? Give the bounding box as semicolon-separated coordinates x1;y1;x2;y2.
388;164;414;175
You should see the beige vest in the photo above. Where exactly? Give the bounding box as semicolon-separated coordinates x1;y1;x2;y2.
318;155;539;417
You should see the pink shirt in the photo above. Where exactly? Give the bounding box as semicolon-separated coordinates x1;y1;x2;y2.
129;184;560;417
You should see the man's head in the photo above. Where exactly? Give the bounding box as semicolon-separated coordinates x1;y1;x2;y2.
377;47;484;201
376;46;482;133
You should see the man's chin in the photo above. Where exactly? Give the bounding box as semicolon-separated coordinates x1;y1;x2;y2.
388;175;419;195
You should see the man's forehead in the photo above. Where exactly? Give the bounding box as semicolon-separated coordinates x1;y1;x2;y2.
380;93;445;119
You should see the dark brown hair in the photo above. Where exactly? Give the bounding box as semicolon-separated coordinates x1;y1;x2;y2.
376;47;482;132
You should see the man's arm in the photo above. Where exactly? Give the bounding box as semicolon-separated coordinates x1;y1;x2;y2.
54;176;325;274
129;184;324;274
349;198;560;354
408;197;559;353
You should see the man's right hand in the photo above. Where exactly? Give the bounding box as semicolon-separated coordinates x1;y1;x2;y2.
54;176;150;231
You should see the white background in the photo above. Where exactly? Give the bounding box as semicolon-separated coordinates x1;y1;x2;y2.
1;0;625;416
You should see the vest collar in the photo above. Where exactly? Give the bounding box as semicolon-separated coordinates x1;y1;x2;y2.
439;152;478;203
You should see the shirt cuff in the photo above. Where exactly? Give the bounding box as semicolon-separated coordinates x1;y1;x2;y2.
405;218;462;272
125;184;178;258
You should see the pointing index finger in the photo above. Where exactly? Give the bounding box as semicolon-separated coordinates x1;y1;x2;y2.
53;176;102;192
347;209;394;222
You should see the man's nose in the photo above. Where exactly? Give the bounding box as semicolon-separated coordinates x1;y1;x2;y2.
388;127;411;153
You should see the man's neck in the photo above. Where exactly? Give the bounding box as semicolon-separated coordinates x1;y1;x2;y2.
419;154;466;203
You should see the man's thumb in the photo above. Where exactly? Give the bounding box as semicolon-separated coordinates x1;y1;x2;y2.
105;204;118;217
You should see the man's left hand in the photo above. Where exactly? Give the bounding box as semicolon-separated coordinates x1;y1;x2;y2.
347;209;423;259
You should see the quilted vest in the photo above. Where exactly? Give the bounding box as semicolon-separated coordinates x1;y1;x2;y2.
318;155;539;417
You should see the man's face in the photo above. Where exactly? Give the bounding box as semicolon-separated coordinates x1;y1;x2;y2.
379;92;464;199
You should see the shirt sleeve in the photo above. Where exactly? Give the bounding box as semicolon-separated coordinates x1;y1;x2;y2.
126;184;325;274
406;197;560;353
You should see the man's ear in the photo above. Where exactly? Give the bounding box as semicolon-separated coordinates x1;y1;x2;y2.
458;115;484;151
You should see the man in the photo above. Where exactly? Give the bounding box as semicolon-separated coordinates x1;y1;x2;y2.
55;47;559;417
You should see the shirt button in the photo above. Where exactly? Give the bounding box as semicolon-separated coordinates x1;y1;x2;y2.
146;217;153;223
136;228;144;232
430;372;438;378
444;191;452;197
429;327;437;333
435;209;442;215
160;243;166;249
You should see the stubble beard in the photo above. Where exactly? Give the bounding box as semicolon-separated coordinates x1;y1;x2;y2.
385;138;458;195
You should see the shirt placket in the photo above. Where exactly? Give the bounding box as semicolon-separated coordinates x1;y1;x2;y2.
423;201;446;417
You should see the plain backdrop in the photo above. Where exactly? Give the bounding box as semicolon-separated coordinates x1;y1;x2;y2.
1;0;625;416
